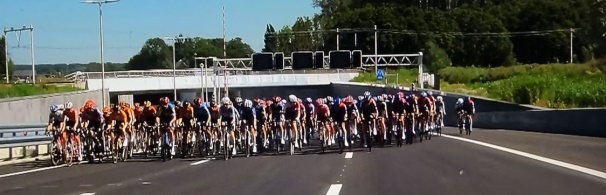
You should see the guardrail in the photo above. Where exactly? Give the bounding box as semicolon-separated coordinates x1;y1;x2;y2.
0;124;51;161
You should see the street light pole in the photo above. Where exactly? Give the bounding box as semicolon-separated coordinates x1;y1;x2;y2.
81;0;120;108
163;35;188;101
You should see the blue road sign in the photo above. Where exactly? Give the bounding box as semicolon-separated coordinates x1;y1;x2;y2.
376;69;385;80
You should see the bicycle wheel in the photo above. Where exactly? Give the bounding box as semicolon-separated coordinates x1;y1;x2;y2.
338;128;344;154
245;127;251;158
65;141;74;167
50;140;61;166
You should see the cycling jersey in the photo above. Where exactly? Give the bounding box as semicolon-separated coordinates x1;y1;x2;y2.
82;107;104;122
179;106;194;119
255;104;266;122
220;105;236;124
405;96;417;114
209;105;221;123
392;96;406;114
305;103;315;119
463;100;475;114
332;102;347;122
62;109;78;127
240;107;256;123
419;97;431;113
361;99;377;118
455;102;464;113
193;104;210;122
285;102;300;121
316;104;330;121
270;103;284;121
109;110;128;123
157;104;176;124
435;100;445;114
49;111;63;127
385;99;393;118
142;106;157;125
377;101;387;117
346;103;358;119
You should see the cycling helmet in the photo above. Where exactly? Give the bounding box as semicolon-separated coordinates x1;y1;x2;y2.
372;96;378;102
363;91;371;98
50;105;59;112
377;96;384;102
221;97;230;105
162;97;170;105
65;102;74;109
457;98;464;104
316;98;325;105
112;104;120;112
467;96;472;101
194;98;203;105
144;101;152;107
288;94;297;103
358;96;364;101
183;101;191;107
244;99;253;107
421;92;427;97
281;99;287;105
326;96;333;103
428;91;434;96
344;96;354;104
306;97;313;103
58;104;64;110
437;96;443;101
235;97;243;104
334;97;341;103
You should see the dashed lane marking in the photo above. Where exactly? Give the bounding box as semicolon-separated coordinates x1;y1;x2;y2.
190;159;210;166
438;133;606;180
326;184;343;195
344;152;353;159
0;165;64;179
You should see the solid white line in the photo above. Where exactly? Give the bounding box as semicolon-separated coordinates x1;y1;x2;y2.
80;193;95;195
190;159;209;166
326;184;343;195
439;133;606;180
344;152;353;159
0;165;65;179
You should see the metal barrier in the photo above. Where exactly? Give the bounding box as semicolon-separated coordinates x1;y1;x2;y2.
0;124;51;161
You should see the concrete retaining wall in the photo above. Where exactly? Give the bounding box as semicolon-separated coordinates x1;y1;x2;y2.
473;109;606;137
0;90;105;125
330;82;604;137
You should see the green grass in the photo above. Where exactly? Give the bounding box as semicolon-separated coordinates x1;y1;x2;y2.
351;63;606;108
0;84;82;98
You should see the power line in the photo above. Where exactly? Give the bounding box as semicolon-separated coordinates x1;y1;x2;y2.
7;46;137;50
266;28;580;37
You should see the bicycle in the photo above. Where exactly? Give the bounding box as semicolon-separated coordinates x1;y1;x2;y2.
464;113;473;136
111;125;127;164
159;123;172;162
317;120;328;153
241;120;252;157
64;126;76;167
435;110;444;136
47;126;63;166
220;122;233;160
364;116;376;152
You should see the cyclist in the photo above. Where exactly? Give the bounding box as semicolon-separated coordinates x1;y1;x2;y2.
108;104;128;155
284;95;301;148
427;91;437;130
193;98;211;135
315;98;331;146
62;102;82;161
220;97;237;155
435;96;446;128
344;96;358;140
360;91;378;147
304;97;315;143
404;94;418;144
455;98;465;130
209;98;221;150
270;97;285;145
156;97;177;155
463;97;475;132
133;102;144;130
392;92;406;140
46;105;64;152
142;101;158;128
333;97;348;147
255;99;268;147
240;99;257;153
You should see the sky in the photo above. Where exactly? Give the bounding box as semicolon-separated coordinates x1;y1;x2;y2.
0;0;319;64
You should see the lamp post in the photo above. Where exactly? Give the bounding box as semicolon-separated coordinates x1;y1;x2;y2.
163;35;188;101
81;0;120;108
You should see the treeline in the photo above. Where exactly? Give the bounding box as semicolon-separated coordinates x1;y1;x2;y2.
263;0;606;71
126;36;255;70
14;63;126;75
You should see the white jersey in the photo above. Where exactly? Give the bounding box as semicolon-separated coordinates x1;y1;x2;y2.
49;111;63;124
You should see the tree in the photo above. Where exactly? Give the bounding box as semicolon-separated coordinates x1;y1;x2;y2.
226;37;255;58
262;24;278;52
126;38;172;70
0;36;15;78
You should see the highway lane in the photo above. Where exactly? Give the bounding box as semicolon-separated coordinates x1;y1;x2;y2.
440;127;606;172
0;130;604;195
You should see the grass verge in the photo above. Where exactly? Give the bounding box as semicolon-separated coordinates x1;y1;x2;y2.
0;84;81;98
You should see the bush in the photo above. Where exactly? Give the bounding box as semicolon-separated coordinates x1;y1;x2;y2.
438;63;600;84
486;74;606;108
422;41;451;73
0;84;81;98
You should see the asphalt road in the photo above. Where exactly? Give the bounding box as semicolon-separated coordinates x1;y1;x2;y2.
0;127;604;195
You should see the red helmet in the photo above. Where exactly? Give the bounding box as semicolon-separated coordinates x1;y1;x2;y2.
162;97;170;105
194;98;203;105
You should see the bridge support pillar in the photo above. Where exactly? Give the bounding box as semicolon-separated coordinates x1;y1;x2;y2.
117;94;134;106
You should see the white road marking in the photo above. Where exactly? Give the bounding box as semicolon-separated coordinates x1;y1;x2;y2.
142;181;151;185
80;193;95;195
326;184;343;195
0;165;64;179
344;152;353;159
439;133;606;180
190;159;209;166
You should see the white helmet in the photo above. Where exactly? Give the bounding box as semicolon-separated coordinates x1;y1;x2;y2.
65;102;74;109
457;98;463;104
281;99;287;105
221;97;231;105
244;99;253;107
306;97;312;103
57;104;65;110
288;94;297;103
437;96;443;101
428;91;434;96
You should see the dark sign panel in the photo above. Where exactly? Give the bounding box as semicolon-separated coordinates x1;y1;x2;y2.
352;50;362;68
292;52;314;70
252;53;274;71
329;50;352;69
314;51;325;69
274;52;284;70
